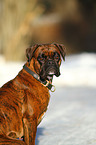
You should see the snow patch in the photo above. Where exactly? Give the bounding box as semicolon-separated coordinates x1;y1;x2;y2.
0;53;96;88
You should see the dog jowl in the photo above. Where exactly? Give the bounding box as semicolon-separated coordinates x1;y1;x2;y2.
0;43;66;145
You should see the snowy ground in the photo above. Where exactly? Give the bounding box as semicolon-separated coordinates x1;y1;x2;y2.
0;53;96;145
36;87;96;145
0;53;96;88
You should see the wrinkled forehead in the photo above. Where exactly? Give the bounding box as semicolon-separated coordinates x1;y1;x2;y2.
34;45;60;57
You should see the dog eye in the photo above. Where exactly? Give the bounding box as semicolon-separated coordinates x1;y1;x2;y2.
42;53;45;58
38;54;47;62
39;57;44;61
38;56;44;61
42;54;47;59
54;53;60;61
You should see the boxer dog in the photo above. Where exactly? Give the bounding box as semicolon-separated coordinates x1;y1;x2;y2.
0;43;66;145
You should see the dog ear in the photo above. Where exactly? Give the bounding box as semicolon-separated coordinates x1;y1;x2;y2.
26;47;32;62
26;44;40;62
53;43;66;61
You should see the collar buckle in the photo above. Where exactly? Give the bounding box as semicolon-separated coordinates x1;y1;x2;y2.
44;80;50;87
50;85;56;92
44;80;56;92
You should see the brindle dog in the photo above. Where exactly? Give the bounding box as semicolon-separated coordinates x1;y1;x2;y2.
0;43;66;145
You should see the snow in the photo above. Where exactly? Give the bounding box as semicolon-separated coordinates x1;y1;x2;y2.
35;87;96;145
0;53;96;145
54;53;96;88
0;53;96;88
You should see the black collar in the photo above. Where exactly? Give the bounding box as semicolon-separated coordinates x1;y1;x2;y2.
23;65;55;92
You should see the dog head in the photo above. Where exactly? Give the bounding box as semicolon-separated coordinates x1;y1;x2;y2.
26;43;66;82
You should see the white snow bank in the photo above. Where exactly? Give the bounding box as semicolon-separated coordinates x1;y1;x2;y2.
54;53;96;88
0;56;24;87
0;53;96;87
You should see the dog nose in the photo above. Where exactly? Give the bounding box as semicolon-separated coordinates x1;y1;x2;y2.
48;60;55;65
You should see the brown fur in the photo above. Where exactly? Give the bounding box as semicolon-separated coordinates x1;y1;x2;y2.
0;43;66;145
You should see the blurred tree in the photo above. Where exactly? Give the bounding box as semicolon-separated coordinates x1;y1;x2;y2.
0;0;45;60
0;0;96;60
78;0;96;52
38;0;53;13
54;0;96;53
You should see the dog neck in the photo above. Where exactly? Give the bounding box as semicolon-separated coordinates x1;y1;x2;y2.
23;64;55;92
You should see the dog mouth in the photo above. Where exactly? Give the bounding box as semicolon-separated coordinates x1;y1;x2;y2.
46;70;56;82
47;67;56;75
40;66;60;82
